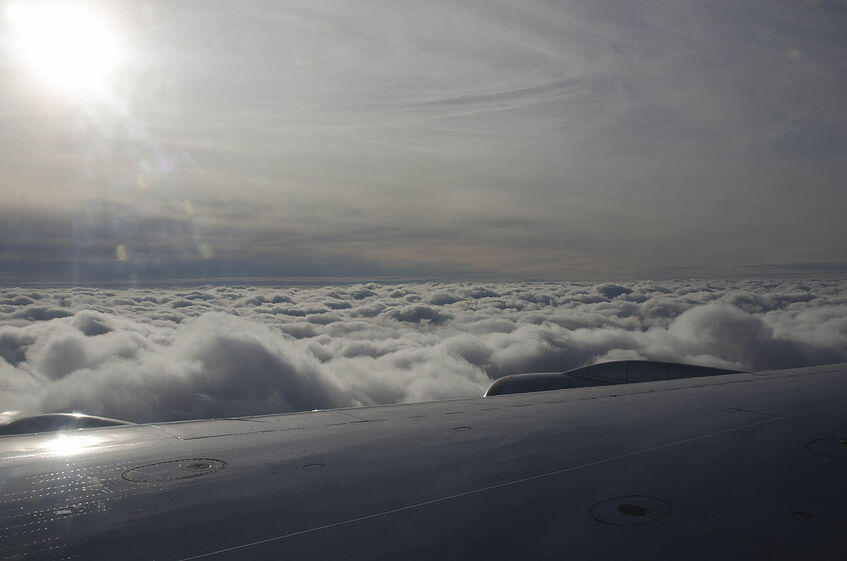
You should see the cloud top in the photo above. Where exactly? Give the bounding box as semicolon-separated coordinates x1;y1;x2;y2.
1;279;845;423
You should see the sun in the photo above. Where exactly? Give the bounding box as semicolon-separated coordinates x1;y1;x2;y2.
5;2;123;98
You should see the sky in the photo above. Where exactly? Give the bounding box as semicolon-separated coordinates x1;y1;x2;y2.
1;0;847;282
2;279;846;422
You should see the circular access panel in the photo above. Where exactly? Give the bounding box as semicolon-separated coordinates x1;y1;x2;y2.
589;495;674;526
804;438;847;458
122;458;227;482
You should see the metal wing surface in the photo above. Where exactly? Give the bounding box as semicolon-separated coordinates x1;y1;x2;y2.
2;363;847;560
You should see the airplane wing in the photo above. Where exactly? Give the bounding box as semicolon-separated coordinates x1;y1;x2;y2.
2;363;847;560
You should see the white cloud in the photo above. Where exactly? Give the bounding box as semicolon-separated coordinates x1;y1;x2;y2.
0;279;845;423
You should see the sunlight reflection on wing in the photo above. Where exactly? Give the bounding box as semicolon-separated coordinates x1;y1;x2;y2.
41;433;101;457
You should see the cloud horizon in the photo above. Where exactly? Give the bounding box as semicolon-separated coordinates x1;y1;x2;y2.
2;279;845;424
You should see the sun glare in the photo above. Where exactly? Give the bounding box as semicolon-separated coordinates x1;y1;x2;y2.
41;434;100;457
6;2;122;98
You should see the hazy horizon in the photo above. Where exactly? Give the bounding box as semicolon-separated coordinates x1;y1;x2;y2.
2;0;846;283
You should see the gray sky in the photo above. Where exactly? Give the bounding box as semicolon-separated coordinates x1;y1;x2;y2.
1;0;846;283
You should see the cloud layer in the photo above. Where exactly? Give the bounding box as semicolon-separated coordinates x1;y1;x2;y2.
1;279;845;423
